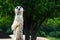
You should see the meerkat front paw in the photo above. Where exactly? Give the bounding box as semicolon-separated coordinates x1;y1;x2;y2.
11;25;14;31
11;23;18;31
11;24;16;31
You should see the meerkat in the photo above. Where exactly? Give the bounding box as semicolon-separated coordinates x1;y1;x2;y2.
11;6;24;40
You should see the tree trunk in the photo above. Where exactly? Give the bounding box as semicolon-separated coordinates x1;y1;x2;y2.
24;20;30;40
25;23;30;40
25;31;30;40
31;31;37;40
24;14;32;40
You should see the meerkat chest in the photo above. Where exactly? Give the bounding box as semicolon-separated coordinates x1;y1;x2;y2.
15;15;23;22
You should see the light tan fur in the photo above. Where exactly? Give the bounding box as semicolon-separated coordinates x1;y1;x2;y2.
11;6;23;40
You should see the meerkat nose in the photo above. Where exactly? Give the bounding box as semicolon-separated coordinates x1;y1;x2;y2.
18;8;20;10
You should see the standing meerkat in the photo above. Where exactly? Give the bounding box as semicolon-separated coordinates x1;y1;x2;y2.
11;6;24;40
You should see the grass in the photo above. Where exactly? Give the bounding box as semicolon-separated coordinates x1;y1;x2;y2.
48;37;60;40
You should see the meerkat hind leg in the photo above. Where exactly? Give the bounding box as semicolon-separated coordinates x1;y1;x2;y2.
15;27;23;40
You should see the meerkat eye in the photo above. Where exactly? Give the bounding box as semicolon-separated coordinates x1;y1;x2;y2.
20;6;22;8
16;6;18;9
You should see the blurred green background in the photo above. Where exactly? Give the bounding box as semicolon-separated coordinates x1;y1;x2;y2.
0;0;60;40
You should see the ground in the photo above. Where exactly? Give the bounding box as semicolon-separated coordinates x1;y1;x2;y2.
0;37;48;40
0;35;48;40
0;35;60;40
0;32;49;40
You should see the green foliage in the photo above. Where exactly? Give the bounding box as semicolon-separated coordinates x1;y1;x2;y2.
38;17;60;37
0;15;12;33
45;18;60;26
49;31;60;38
48;37;60;40
37;31;46;37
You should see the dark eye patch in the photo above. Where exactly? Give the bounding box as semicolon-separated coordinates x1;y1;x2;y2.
20;6;22;8
16;6;18;9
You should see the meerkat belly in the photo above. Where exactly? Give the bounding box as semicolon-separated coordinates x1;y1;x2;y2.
15;25;23;40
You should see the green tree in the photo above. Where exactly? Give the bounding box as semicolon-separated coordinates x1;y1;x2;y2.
22;0;60;40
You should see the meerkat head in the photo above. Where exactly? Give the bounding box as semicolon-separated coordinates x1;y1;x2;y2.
15;6;24;14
